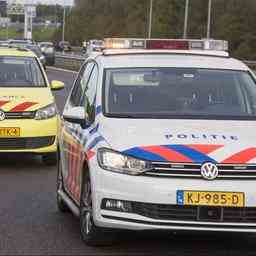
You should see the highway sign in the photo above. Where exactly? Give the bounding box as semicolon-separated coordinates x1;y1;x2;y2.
7;4;25;15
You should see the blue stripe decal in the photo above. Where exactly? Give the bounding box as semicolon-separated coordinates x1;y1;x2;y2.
124;147;166;161
96;106;102;116
87;136;104;151
89;123;99;135
164;145;217;163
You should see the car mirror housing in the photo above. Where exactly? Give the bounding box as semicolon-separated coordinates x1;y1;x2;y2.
51;80;65;90
63;107;87;128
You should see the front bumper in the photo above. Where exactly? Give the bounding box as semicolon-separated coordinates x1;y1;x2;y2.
92;164;256;232
0;117;58;153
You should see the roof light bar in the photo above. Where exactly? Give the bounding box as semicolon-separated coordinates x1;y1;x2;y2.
146;39;189;50
104;38;228;52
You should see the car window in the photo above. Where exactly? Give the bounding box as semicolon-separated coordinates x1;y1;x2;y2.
70;62;94;106
81;64;98;123
0;57;46;87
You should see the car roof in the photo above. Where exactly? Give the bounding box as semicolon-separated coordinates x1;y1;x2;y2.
0;48;36;57
94;50;248;71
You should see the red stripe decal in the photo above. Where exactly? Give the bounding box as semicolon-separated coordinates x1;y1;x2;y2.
186;144;223;154
10;102;38;112
222;148;256;164
142;146;193;163
87;150;95;160
0;100;9;108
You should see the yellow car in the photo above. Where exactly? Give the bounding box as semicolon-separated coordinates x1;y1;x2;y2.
0;47;64;165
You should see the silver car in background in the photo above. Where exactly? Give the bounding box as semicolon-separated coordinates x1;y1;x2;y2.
38;42;55;66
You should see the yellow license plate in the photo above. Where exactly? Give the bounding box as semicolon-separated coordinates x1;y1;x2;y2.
0;127;20;137
177;190;244;207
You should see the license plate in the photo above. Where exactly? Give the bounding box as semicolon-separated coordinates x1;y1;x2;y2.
177;190;244;207
0;127;20;137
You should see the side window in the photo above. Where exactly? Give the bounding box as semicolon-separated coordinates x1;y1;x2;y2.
81;64;99;123
70;62;94;106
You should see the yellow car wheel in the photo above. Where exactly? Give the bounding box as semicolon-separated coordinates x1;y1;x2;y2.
42;152;57;166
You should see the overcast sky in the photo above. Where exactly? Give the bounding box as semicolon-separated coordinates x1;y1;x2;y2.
7;0;74;5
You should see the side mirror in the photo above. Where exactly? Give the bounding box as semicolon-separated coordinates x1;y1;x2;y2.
63;107;87;128
51;80;65;90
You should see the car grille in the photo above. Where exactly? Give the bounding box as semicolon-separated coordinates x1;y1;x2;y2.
0;136;55;149
132;202;256;223
4;112;35;119
143;162;256;179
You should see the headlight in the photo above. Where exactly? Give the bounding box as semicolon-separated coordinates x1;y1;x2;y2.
35;103;57;120
97;148;152;175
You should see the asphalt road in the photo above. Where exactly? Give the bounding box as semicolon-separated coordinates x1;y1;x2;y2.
1;68;256;255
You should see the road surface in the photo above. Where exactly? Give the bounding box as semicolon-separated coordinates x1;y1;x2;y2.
0;68;256;255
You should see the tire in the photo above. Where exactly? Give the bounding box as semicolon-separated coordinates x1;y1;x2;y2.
80;169;115;246
56;151;70;213
42;152;57;166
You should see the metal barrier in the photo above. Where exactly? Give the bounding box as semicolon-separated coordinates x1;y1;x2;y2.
54;53;86;71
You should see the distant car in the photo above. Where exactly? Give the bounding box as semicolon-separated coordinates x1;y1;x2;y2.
25;44;46;68
86;40;103;55
38;42;55;66
8;39;34;47
56;41;72;52
0;40;9;47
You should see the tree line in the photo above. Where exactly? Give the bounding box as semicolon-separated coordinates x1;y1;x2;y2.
58;0;256;60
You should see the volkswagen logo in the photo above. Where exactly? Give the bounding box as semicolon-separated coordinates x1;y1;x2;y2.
0;110;6;121
200;162;219;180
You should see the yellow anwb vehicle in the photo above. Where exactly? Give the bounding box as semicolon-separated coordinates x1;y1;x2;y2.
0;47;64;165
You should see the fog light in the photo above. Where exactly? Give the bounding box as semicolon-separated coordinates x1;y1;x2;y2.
102;199;132;212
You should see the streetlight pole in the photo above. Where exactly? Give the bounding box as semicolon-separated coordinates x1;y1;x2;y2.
62;0;66;46
148;0;153;38
207;0;212;39
183;0;189;39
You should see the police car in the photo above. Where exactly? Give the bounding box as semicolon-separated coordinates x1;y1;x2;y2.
57;38;256;245
0;47;64;164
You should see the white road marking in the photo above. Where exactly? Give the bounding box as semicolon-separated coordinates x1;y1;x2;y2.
46;66;78;74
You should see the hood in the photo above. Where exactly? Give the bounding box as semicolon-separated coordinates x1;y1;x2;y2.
0;88;53;112
99;118;256;164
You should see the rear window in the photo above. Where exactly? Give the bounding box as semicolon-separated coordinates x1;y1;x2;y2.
0;56;46;87
104;67;256;120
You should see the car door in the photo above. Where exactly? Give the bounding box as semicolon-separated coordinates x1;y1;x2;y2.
60;61;94;201
76;64;99;203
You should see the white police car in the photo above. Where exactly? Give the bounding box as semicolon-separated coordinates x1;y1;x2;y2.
57;38;256;245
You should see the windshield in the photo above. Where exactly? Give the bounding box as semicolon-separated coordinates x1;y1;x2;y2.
0;57;46;87
104;68;256;120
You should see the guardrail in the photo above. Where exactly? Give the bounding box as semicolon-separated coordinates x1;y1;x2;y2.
55;53;86;71
243;60;256;67
54;53;256;72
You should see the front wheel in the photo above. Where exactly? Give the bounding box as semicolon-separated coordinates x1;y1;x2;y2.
80;170;115;246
